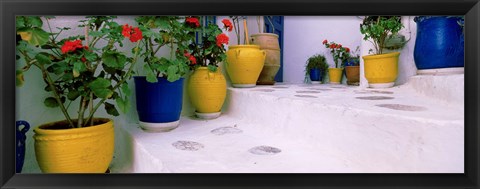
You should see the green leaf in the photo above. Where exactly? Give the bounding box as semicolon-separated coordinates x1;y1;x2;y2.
89;31;105;37
115;97;130;114
44;97;59;108
102;51;127;68
84;51;97;62
155;17;170;29
73;62;86;78
35;53;52;65
67;90;80;101
207;65;217;72
18;28;49;47
121;83;131;96
104;102;120;116
26;16;43;28
89;78;113;99
16;17;26;29
144;64;158;83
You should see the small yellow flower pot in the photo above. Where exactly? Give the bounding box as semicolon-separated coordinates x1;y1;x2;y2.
363;52;400;88
33;118;114;173
226;45;266;88
328;68;344;84
187;67;227;119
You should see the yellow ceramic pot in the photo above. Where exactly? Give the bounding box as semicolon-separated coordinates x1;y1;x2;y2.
33;118;114;173
328;68;344;84
226;45;266;88
187;67;227;119
363;52;400;88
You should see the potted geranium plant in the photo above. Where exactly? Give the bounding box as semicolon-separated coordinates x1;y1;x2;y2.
16;16;142;173
134;16;194;132
186;17;232;119
250;16;281;85
322;39;350;84
225;16;266;88
304;54;328;84
344;46;360;86
360;16;403;88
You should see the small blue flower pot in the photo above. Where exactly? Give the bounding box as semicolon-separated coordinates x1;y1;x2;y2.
16;120;30;173
134;77;184;132
414;16;464;70
309;69;322;82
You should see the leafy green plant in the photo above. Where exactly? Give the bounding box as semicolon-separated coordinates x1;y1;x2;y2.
305;54;328;73
360;16;403;55
186;17;232;72
135;16;195;83
16;16;142;128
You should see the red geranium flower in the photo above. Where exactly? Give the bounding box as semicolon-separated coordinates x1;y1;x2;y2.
329;44;335;49
345;47;350;53
122;24;143;42
129;27;143;42
338;44;342;48
186;17;200;28
188;55;197;65
222;19;233;32
322;39;328;44
122;24;132;38
216;33;229;47
61;39;84;54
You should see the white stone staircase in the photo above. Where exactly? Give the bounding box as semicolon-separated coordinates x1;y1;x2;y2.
110;74;464;173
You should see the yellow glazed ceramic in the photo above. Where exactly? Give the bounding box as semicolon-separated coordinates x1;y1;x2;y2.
33;118;114;173
328;68;344;84
226;45;266;88
188;67;227;114
363;52;400;88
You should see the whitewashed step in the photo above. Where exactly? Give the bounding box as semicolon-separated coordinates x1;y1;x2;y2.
111;84;464;173
402;74;464;107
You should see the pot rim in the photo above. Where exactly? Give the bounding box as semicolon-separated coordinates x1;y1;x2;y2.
362;52;400;60
251;33;279;38
228;44;260;49
34;118;113;135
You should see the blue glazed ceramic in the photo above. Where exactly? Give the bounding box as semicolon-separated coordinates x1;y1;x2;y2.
134;77;184;124
414;16;464;70
16;120;30;173
309;69;322;81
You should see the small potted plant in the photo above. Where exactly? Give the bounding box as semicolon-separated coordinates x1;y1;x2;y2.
225;16;266;88
322;39;350;84
360;16;403;88
134;16;194;132
186;17;232;119
304;54;328;84
16;16;141;173
344;46;360;86
250;16;281;85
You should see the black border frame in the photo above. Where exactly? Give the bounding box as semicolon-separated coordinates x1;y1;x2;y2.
1;0;479;188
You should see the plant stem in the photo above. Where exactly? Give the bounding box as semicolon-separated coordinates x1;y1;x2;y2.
41;64;75;128
77;96;87;128
84;41;141;124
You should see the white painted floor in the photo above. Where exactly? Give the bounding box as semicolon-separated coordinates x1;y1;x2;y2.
111;75;464;173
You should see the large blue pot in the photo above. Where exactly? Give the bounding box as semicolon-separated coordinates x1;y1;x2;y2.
414;16;464;70
16;120;30;173
134;77;184;125
309;69;322;82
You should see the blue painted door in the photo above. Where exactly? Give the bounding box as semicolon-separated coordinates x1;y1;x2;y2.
264;16;284;82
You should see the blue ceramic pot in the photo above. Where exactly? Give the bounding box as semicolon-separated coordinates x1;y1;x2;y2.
414;16;464;70
16;120;30;173
134;77;184;124
309;69;322;81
